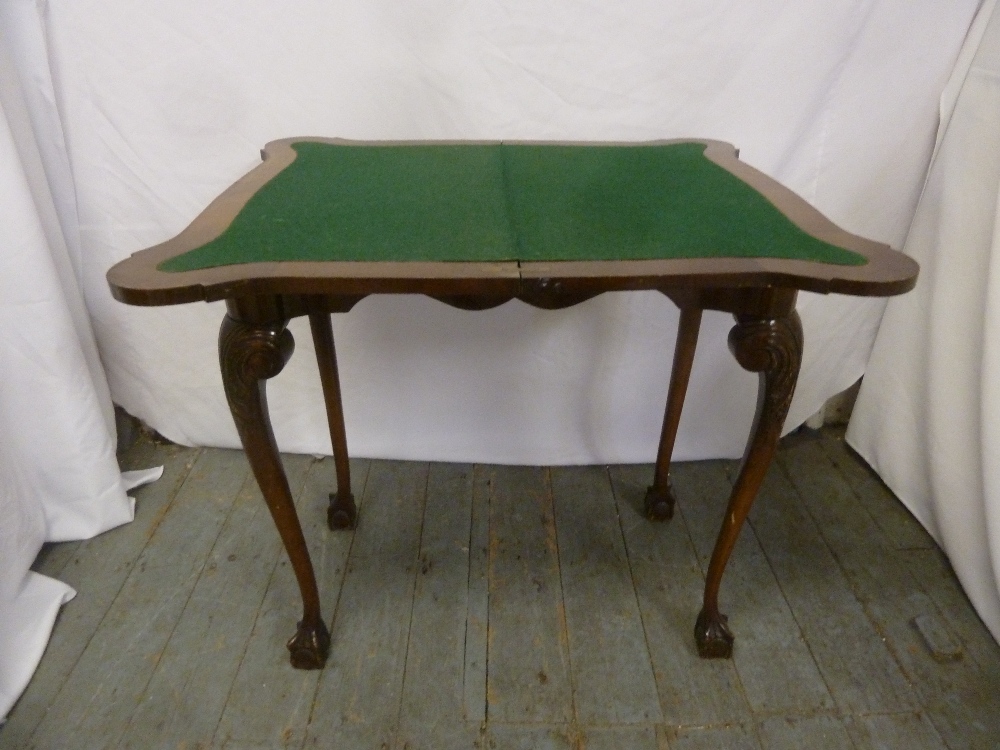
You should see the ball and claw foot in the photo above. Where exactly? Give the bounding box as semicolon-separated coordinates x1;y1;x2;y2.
287;619;331;669
644;482;676;521
695;608;735;658
327;491;357;530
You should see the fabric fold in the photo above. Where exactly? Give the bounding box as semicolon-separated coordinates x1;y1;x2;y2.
848;0;1000;645
0;3;135;720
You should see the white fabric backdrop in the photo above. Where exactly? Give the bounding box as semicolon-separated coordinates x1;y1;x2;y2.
47;0;978;464
0;3;133;720
0;0;988;722
849;0;1000;644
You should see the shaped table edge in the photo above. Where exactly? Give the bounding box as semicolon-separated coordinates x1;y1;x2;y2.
105;137;919;306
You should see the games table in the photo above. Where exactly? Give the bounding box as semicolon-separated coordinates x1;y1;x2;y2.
107;137;918;669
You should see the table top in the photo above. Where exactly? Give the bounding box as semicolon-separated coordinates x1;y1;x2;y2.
107;138;918;306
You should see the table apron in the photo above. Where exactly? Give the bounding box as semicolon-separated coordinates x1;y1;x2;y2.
223;285;799;324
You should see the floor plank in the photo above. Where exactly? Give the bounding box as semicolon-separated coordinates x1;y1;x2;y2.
396;462;480;750
213;456;369;749
609;464;752;726
779;435;1000;747
2;440;196;749
899;551;1000;748
28;539;82;581
820;430;933;551
116;453;315;749
664;723;761;749
303;460;429;746
463;465;491;726
756;715;854;750
550;465;661;725
907;546;1000;672
25;448;248;750
6;428;1000;750
845;712;949;750
748;455;916;714
672;460;834;716
485;466;574;724
486;724;577;750
582;725;659;750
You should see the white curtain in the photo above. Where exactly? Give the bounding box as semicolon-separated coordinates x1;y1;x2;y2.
849;0;1000;644
0;4;133;720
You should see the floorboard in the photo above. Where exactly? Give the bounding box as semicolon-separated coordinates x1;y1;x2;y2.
463;465;491;727
4;428;1000;749
778;436;1000;747
396;463;480;750
117;454;315;749
550;465;661;725
748;463;916;714
846;712;949;749
608;464;751;726
485;466;574;725
672;460;835;716
3;441;196;749
665;723;761;749
213;456;369;749
304;459;429;746
756;715;854;750
25;448;249;750
819;431;933;551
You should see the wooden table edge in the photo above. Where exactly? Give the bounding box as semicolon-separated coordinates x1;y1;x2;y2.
105;136;918;306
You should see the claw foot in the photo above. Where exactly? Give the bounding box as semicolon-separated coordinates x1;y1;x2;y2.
287;619;331;669
327;491;357;530
644;482;676;521
695;608;734;658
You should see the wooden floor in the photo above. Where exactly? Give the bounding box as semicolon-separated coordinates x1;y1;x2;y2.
4;427;1000;749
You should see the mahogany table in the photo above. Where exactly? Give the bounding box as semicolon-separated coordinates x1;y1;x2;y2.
107;137;917;669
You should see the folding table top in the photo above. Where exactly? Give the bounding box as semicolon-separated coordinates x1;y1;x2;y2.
107;138;918;306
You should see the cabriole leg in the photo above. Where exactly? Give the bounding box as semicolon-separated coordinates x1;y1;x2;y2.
645;307;703;520
696;310;803;658
219;314;330;668
309;313;357;530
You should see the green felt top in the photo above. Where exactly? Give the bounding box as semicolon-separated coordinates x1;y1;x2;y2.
159;141;866;272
